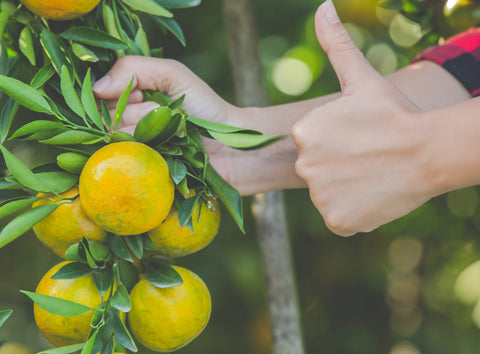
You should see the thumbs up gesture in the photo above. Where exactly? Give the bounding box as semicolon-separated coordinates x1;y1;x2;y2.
292;1;437;236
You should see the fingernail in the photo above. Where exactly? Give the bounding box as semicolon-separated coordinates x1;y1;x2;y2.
140;102;161;117
321;0;340;24
92;75;112;93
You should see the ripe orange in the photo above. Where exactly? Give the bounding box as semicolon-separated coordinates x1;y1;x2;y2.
148;194;220;257
20;0;101;20
33;187;107;258
79;142;174;236
128;266;211;352
34;261;110;347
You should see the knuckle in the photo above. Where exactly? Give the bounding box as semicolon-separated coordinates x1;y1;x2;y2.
294;157;308;177
115;55;137;69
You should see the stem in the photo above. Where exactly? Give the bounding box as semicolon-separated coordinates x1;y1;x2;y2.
222;1;306;353
0;10;11;39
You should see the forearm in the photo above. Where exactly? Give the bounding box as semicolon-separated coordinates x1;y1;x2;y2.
422;96;480;196
224;60;471;194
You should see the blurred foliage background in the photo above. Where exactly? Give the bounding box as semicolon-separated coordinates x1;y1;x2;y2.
2;0;480;353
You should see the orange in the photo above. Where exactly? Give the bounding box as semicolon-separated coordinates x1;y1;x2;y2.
79;142;174;236
20;0;101;20
33;186;107;258
148;193;220;257
128;266;211;352
34;261;110;347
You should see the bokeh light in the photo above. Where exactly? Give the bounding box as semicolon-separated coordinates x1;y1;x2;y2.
366;43;398;75
388;13;423;47
454;260;480;305
271;57;313;96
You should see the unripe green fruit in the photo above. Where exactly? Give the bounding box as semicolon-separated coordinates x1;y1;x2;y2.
57;152;89;174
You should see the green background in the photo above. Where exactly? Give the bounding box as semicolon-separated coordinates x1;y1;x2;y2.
2;0;480;353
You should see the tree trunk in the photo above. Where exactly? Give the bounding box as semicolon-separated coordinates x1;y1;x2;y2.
222;1;305;353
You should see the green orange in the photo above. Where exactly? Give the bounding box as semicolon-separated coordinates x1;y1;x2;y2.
79;142;174;236
128;266;211;352
34;262;109;347
148;193;221;257
33;187;107;258
20;0;101;20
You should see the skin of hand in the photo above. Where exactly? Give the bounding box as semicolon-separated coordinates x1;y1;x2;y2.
291;0;459;236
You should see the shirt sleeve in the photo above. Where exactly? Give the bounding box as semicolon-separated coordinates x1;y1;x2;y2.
411;28;480;97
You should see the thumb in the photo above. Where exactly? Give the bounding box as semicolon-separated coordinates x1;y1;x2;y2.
315;0;381;93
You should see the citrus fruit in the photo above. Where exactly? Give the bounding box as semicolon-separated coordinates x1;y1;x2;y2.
128;266;211;352
34;261;111;347
20;0;100;20
20;0;101;20
33;187;107;258
79;142;174;236
148;193;221;257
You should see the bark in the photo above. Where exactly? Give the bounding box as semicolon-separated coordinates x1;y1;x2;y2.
222;1;305;353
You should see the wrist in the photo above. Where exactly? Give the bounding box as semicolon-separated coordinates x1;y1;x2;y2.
420;102;480;196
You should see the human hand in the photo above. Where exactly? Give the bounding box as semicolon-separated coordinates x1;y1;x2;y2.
292;0;439;236
93;56;291;195
93;56;235;135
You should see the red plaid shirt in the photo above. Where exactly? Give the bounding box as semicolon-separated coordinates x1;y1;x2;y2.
412;28;480;97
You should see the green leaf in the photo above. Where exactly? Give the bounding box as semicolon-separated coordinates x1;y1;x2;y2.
93;268;114;296
0;197;40;219
178;193;201;227
0;145;52;192
61;66;86;119
112;309;137;352
40;130;103;145
135;26;150;56
166;159;187;185
52;262;95;280
0;75;53;114
21;290;93;316
72;43;99;62
208;130;285;150
378;0;404;10
65;243;85;262
187;116;261;134
114;77;134;128
101;101;112;129
107;234;133;262
205;163;244;232
19;26;36;66
144;261;183;288
0;98;18;143
111;284;132;312
81;68;104;130
30;65;55;89
34;172;78;194
117;259;139;292
0;309;12;328
81;327;99;354
9;120;64;140
57;152;89;174
37;344;85;354
87;240;111;262
153;0;200;8
40;28;73;76
0;204;58;248
152;16;185;46
60;27;128;50
122;0;173;17
124;235;143;259
133;106;171;142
